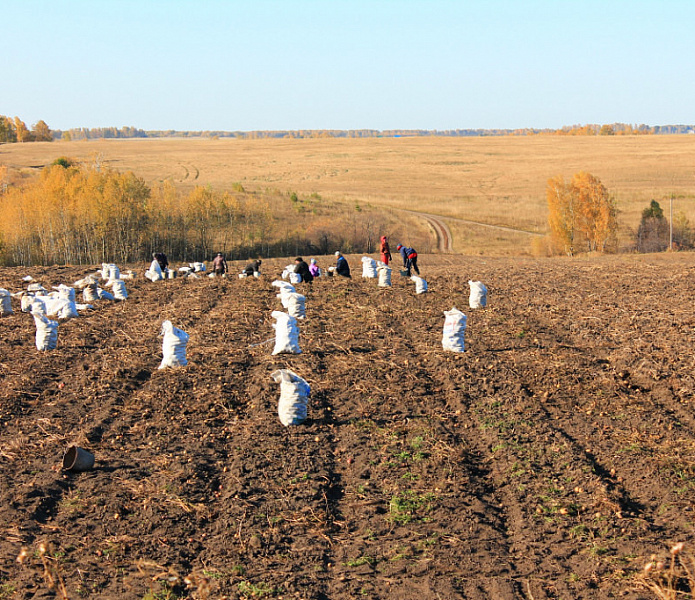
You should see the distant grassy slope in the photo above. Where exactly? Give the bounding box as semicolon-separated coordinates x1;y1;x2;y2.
3;135;695;254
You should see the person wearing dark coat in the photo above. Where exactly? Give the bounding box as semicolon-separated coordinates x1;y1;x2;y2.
153;252;169;271
243;259;262;276
334;251;351;278
397;244;420;276
293;257;313;283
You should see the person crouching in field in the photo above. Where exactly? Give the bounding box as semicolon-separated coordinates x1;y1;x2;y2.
153;252;169;271
294;257;314;283
212;253;228;276
243;259;262;277
397;244;420;276
309;258;320;278
334;251;351;278
380;235;392;265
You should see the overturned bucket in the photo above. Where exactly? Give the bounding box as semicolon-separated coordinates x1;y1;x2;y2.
62;446;95;472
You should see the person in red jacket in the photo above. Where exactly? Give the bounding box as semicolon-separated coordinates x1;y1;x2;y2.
380;235;392;265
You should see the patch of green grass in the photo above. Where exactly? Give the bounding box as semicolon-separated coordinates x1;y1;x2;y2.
59;491;83;514
0;583;16;600
202;570;226;580
616;443;644;454
388;490;436;524
410;435;424;450
587;543;610;557
142;584;181;600
345;555;376;567
237;580;279;598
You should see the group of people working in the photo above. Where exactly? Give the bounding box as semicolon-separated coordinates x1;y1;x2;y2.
159;236;420;282
380;236;420;277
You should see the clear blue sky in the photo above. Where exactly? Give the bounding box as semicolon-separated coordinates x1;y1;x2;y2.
3;0;694;131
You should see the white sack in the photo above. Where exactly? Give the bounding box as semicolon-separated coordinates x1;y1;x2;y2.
0;288;12;316
271;369;310;427
361;256;377;278
21;295;39;313
33;311;58;351
101;263;120;281
442;307;467;353
53;284;76;302
97;289;115;301
272;280;296;294
83;284;99;303
146;259;164;281
189;262;206;272
49;298;79;319
159;320;189;369
377;265;392;288
73;275;97;289
468;280;488;309
411;276;428;294
22;296;78;319
271;310;301;355
107;279;128;300
284;292;306;319
27;283;47;295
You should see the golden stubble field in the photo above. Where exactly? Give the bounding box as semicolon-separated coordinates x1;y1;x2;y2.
3;135;695;254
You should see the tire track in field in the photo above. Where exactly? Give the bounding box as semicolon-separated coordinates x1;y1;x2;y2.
394;208;542;254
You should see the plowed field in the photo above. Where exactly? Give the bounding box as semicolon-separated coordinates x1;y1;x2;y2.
2;254;695;600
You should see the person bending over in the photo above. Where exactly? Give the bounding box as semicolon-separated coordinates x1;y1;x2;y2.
396;244;419;276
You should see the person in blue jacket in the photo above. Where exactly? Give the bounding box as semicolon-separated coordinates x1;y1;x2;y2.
397;244;420;276
334;251;351;278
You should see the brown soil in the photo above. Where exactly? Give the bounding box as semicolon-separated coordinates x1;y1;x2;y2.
2;254;695;600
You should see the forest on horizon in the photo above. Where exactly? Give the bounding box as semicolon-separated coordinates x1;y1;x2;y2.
2;114;695;144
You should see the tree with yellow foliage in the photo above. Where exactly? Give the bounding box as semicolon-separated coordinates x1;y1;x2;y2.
546;175;576;255
14;117;30;142
572;171;617;252
547;172;617;255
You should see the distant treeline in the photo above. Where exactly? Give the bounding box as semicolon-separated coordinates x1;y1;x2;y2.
3;114;695;145
49;123;695;141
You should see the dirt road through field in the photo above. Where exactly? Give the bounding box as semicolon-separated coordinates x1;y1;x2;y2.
398;209;542;253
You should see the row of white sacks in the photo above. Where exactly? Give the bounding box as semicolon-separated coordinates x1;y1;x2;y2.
145;260;207;281
270;280;307;426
